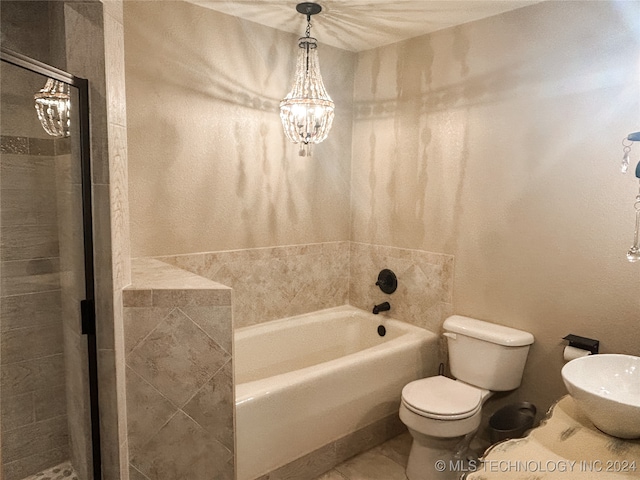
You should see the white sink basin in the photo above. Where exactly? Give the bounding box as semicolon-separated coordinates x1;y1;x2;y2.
561;354;640;439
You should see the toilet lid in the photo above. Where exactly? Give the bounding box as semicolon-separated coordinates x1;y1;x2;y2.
401;376;483;419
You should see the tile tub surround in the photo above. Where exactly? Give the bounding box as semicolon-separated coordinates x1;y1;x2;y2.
154;241;454;331
156;242;350;328
348;242;454;333
123;258;234;480
150;242;452;478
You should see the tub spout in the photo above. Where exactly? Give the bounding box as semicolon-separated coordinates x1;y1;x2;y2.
372;302;390;314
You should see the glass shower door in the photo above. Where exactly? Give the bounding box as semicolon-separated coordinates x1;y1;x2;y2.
1;52;99;480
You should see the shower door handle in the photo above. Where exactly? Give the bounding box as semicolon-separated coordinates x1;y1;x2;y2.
81;299;96;335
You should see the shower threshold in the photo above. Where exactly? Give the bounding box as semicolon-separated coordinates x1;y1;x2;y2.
20;461;79;480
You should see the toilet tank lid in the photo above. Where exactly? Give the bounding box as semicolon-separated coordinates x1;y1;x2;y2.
444;315;534;347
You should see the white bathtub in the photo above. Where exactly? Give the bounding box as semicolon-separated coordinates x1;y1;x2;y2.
234;305;439;480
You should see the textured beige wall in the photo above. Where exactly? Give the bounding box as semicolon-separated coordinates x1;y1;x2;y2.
124;1;354;257
352;0;640;414
124;0;640;420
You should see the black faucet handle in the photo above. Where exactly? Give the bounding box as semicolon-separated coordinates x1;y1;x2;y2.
376;269;397;294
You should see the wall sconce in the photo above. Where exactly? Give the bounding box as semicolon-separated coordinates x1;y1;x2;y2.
280;2;334;157
34;78;70;138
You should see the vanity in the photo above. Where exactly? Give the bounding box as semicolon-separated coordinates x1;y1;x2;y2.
465;395;640;479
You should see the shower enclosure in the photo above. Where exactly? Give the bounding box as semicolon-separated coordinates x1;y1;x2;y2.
0;49;100;480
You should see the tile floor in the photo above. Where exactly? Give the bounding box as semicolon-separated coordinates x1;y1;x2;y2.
16;433;481;480
314;430;492;480
314;432;413;480
17;436;409;480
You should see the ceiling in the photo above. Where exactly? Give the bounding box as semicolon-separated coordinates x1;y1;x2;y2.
187;0;543;52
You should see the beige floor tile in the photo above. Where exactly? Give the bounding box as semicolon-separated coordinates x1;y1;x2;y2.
312;433;412;480
371;431;412;468
315;469;349;480
334;449;408;480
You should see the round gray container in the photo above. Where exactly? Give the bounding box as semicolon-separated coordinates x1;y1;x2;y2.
489;402;536;443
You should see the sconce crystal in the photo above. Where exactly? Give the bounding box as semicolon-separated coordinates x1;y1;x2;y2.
280;3;334;157
34;78;70;138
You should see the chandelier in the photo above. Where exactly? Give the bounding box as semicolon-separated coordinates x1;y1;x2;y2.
280;2;334;157
34;78;70;138
621;131;640;262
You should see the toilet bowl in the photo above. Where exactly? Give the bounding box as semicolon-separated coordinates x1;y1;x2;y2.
400;376;492;480
401;376;491;438
399;315;534;480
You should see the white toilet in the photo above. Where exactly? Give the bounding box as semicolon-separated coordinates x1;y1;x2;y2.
399;315;534;480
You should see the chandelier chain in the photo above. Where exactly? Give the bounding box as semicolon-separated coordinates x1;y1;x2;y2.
305;16;312;38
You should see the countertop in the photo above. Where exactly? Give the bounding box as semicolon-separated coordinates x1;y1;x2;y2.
465;395;640;479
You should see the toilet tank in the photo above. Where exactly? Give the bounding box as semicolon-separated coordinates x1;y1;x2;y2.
443;315;534;391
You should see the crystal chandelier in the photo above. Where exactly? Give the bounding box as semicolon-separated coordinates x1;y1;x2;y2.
621;131;640;262
280;2;334;157
34;78;70;138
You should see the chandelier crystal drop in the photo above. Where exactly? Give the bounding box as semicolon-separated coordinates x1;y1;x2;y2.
280;3;334;157
34;78;71;138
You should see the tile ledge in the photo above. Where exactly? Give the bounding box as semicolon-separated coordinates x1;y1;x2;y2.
127;257;230;290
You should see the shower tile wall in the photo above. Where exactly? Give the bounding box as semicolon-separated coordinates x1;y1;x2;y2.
0;134;69;480
3;1;132;478
68;0;134;477
63;0;132;477
1;7;95;474
56;137;94;480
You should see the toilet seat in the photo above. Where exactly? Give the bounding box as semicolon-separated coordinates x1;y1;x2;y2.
401;376;483;420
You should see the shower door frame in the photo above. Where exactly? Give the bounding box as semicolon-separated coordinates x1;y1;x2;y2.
0;47;102;480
